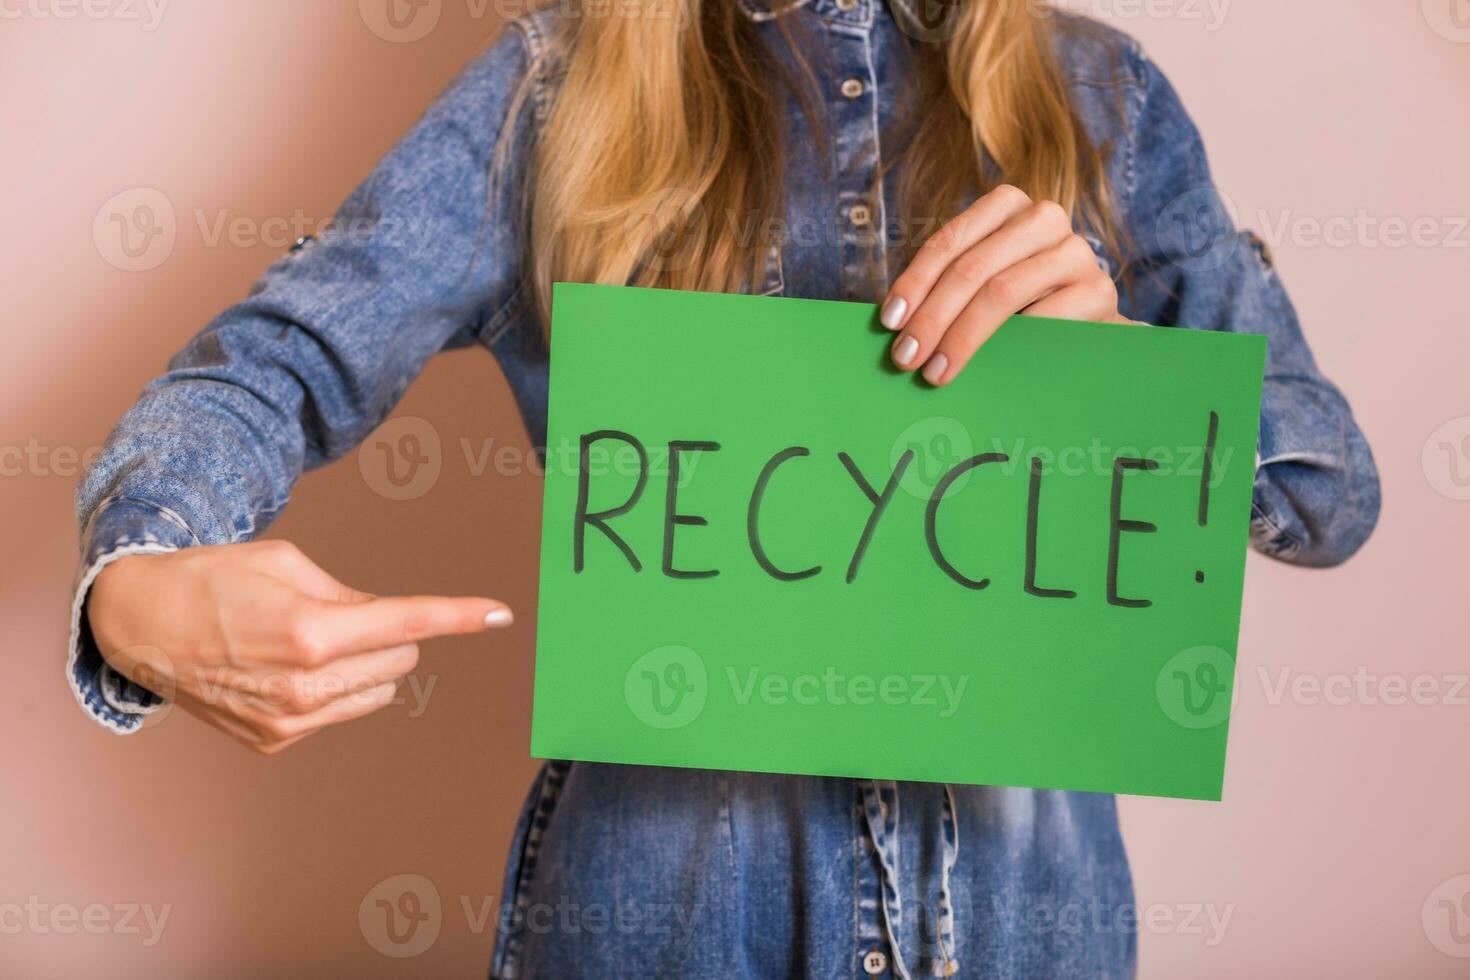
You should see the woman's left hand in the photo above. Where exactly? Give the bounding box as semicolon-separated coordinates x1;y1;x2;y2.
880;184;1128;386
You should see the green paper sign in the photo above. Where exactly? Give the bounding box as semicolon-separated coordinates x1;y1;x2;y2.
532;284;1265;800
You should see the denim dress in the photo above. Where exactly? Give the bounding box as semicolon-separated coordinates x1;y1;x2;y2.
68;1;1379;976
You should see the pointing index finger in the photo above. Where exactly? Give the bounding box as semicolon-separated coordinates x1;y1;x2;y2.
294;595;513;663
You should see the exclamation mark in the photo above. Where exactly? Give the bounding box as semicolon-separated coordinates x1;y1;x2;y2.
1195;410;1219;585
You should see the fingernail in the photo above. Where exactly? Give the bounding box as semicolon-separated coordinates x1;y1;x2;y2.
879;296;907;330
484;607;514;628
893;335;919;368
922;353;949;386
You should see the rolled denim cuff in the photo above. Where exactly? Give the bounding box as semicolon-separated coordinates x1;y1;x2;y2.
68;496;199;734
1249;376;1350;563
1255;375;1347;470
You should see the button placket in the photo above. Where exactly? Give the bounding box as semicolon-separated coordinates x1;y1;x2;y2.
856;785;894;980
829;27;884;300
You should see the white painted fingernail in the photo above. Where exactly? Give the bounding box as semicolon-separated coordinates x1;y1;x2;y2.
922;353;949;386
893;335;919;367
485;607;514;628
880;296;907;330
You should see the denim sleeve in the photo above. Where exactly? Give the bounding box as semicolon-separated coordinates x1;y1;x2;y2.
1115;48;1380;570
69;26;538;732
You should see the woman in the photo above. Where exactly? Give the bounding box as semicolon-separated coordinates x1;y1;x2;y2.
72;1;1379;975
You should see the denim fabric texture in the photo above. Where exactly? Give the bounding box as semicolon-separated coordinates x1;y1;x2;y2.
70;1;1379;976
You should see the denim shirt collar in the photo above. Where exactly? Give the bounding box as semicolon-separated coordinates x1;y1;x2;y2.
737;0;941;41
734;0;890;27
734;0;809;20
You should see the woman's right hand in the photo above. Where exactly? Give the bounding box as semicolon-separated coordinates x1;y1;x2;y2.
86;540;513;755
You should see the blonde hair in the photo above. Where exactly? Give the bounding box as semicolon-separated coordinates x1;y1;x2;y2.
510;1;1119;326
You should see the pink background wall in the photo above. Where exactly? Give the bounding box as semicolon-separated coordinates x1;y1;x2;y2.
3;1;1466;975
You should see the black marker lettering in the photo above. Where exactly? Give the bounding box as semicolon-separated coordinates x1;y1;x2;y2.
1025;456;1077;599
1198;410;1219;526
574;430;648;573
748;447;821;581
838;451;914;584
925;453;1009;590
1107;456;1159;608
663;440;722;579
